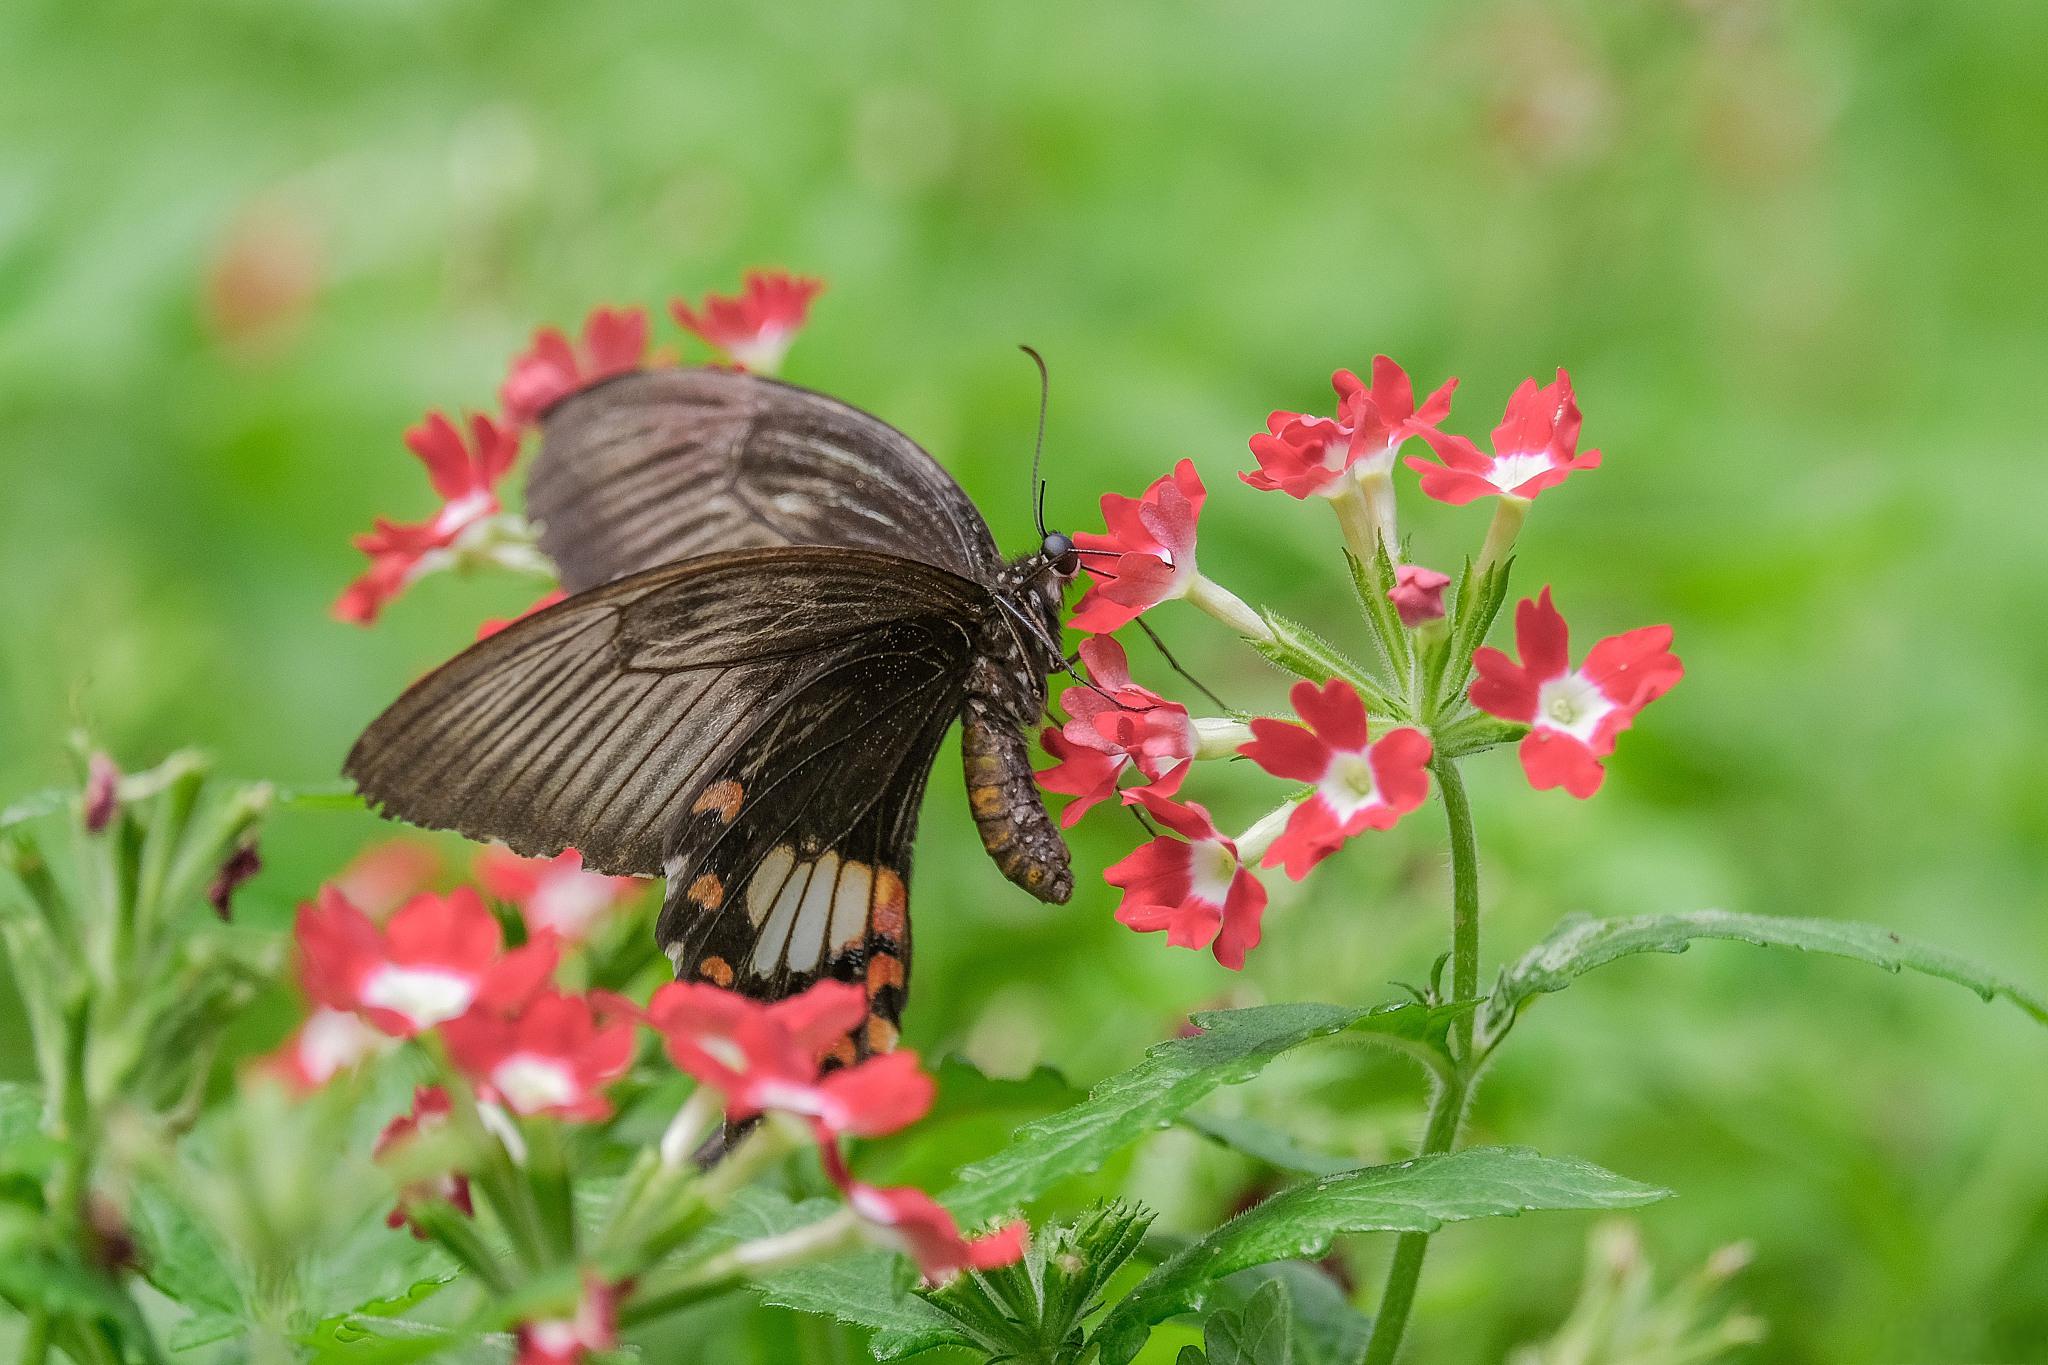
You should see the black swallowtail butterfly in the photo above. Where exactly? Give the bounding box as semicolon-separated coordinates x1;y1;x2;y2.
345;367;1078;1055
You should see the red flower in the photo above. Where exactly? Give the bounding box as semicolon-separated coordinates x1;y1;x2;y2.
334;412;521;624
514;1275;619;1365
842;1183;1029;1284
1037;637;1194;825
1105;789;1267;970
1071;460;1207;634
1388;565;1451;628
294;886;558;1037
332;839;442;919
1239;680;1434;880
1469;588;1683;798
441;990;637;1121
1407;370;1599;505
670;270;823;375
264;1006;394;1092
478;590;568;641
475;846;642;942
1243;357;1456;499
500;306;650;431
647;980;933;1138
373;1087;473;1234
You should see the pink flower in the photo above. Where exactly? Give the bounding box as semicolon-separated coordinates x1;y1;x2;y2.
514;1275;619;1365
670;270;823;375
1036;637;1194;825
1071;460;1207;634
1105;789;1267;970
335;412;521;624
1239;680;1434;880
477;590;567;641
264;1006;394;1091
1243;357;1456;499
332;840;442;919
647;980;933;1138
475;846;642;942
500;306;650;430
1388;565;1452;627
83;752;120;834
1407;370;1600;505
373;1087;473;1234
1469;588;1683;798
842;1183;1028;1284
293;886;559;1037
441;990;637;1121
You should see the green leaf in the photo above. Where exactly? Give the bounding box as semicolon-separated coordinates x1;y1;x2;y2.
1487;909;2048;1039
1092;1147;1669;1364
1250;612;1403;719
1203;1278;1295;1365
945;1004;1366;1223
1180;1115;1354;1178
131;1185;244;1321
1214;1263;1370;1365
716;1188;960;1354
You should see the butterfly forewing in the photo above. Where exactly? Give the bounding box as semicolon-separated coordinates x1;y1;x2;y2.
343;547;989;878
527;369;1001;593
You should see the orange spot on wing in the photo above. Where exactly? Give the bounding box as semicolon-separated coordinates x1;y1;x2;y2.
864;1016;900;1052
698;956;734;987
872;868;908;940
691;780;744;823
688;873;725;909
828;1036;858;1067
866;953;906;994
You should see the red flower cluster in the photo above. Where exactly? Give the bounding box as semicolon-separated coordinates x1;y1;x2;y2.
500;306;650;431
374;1087;471;1235
1243;356;1455;500
1106;791;1267;970
671;271;824;375
1071;460;1207;633
1407;371;1599;505
649;980;1026;1281
1038;636;1195;824
475;845;644;942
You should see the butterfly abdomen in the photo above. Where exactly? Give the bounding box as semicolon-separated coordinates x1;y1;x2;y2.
961;685;1074;905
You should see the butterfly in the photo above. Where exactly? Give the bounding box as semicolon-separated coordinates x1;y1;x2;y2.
345;366;1079;1057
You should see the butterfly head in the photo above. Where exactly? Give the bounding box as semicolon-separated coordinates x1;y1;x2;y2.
1039;531;1081;581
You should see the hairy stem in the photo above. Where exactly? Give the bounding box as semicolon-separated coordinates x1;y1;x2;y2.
1361;757;1482;1365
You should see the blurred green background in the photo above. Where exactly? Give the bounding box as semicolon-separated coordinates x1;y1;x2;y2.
4;0;2046;1358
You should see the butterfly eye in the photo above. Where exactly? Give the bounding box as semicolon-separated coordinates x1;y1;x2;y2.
1042;532;1080;579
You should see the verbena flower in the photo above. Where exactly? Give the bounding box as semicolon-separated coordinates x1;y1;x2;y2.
499;306;650;430
840;1182;1029;1283
294;886;558;1037
1071;460;1206;633
647;980;934;1138
334;412;523;624
514;1275;619;1365
1407;370;1599;505
1388;564;1452;627
373;1086;472;1235
441;990;638;1122
1470;588;1683;797
332;839;442;918
1239;679;1433;880
1037;637;1194;824
1105;789;1267;969
1243;357;1455;499
264;1005;393;1092
474;846;642;942
670;270;823;375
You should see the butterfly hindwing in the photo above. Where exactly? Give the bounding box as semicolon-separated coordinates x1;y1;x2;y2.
344;546;988;877
656;617;967;1050
527;369;1002;594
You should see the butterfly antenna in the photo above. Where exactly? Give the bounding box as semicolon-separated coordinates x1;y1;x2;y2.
1020;344;1051;538
993;595;1117;706
1134;617;1231;711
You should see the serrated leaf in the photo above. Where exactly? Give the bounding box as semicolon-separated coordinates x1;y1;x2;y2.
946;1004;1366;1223
1092;1147;1668;1364
132;1184;244;1321
1487;909;2048;1037
1204;1278;1295;1365
1214;1263;1370;1365
1250;612;1402;719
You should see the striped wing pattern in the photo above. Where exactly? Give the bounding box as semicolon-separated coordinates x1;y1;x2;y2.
343;547;988;879
526;368;1001;593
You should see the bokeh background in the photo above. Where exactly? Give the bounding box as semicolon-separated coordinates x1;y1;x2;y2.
4;0;2046;1359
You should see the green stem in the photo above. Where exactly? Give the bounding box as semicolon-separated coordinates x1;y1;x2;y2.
1361;757;1482;1365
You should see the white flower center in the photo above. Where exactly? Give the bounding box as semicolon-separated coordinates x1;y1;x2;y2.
1318;750;1381;819
1485;450;1555;492
359;966;476;1029
1187;839;1239;908
492;1055;579;1114
298;1008;387;1082
1535;671;1617;743
529;877;615;938
700;1035;747;1071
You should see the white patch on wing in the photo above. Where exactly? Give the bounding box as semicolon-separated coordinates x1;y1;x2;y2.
830;860;873;951
786;852;839;972
752;859;808;976
748;845;797;928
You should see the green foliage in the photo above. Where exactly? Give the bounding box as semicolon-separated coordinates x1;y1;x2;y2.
1486;909;2048;1041
1179;1279;1300;1365
1093;1149;1671;1365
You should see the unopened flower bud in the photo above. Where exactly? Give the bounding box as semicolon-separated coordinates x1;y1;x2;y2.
1388;565;1451;628
83;753;121;834
208;843;263;921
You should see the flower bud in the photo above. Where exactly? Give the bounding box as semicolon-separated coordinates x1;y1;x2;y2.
1387;565;1451;628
